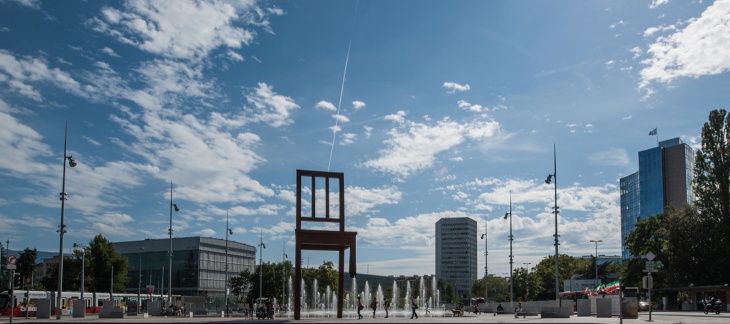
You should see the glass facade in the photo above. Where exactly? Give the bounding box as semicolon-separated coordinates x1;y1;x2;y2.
619;138;694;259
620;172;640;259
115;237;256;297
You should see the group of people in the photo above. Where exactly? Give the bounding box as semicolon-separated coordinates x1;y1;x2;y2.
159;303;187;317
356;296;427;319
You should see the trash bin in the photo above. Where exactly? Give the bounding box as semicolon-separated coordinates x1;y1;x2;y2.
622;299;638;319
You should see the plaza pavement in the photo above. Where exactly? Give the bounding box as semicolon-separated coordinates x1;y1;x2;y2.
1;311;728;324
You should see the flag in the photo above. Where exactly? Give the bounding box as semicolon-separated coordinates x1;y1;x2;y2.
649;128;657;136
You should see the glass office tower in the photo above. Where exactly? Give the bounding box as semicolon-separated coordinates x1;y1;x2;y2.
620;138;694;259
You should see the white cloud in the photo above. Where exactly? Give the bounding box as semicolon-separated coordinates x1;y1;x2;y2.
457;100;485;113
92;0;265;61
442;82;471;94
363;126;373;139
315;100;336;111
13;0;41;9
363;114;500;179
639;1;730;94
0;50;84;101
352;100;366;110
0;105;52;174
332;114;350;123
346;186;402;216
244;82;299;127
649;0;669;9
340;133;357;146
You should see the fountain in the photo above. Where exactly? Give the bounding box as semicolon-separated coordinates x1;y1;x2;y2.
281;275;445;318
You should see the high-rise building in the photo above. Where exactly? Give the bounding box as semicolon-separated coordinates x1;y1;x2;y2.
435;217;477;299
620;138;694;259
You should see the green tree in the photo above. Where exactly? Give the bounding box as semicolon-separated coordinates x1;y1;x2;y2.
693;109;730;283
17;248;38;288
86;234;129;293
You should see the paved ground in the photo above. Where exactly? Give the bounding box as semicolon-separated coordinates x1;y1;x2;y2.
1;311;728;324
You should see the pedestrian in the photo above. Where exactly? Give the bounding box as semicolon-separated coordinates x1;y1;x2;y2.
370;297;377;318
410;296;419;319
515;302;524;318
357;296;364;320
383;297;390;318
248;299;254;320
425;300;430;315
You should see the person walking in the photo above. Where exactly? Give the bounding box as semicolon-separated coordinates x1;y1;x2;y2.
357;296;364;320
383;297;390;318
410;296;419;319
370;297;378;318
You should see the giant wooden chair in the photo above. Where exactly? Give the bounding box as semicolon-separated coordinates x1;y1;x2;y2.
294;169;357;319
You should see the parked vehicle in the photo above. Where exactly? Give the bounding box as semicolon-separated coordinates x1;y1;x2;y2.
703;298;721;315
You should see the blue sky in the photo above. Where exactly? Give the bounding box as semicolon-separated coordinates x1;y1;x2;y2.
1;0;728;278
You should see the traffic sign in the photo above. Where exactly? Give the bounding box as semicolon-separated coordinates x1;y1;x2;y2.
645;261;655;269
645;251;655;261
7;254;17;265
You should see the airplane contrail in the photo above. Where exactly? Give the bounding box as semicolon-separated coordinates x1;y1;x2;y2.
327;0;359;172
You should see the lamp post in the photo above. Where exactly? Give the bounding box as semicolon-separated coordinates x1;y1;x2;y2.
224;211;233;317
522;263;531;300
168;181;179;305
590;240;602;289
282;246;288;312
72;243;87;309
480;221;488;304
503;191;513;309
258;232;266;305
138;247;144;314
57;122;78;319
545;143;560;305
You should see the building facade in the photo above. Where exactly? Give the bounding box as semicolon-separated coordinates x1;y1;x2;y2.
620;138;694;259
114;237;256;297
435;217;477;299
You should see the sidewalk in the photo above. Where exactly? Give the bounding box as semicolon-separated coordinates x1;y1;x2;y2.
2;311;727;324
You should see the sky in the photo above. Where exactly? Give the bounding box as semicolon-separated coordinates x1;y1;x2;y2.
1;0;729;279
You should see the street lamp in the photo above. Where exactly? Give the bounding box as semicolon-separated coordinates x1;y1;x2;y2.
138;247;144;314
282;246;288;312
544;143;560;305
57;122;78;319
522;263;531;300
168;181;179;305
503;191;513;309
225;211;233;316
590;240;602;289
258;231;266;305
72;243;87;310
480;221;488;304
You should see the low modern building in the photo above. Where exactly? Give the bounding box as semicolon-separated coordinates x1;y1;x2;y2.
113;237;256;297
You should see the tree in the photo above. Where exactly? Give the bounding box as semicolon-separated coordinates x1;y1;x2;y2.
693;109;730;283
17;248;38;288
531;254;590;300
86;234;129;293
